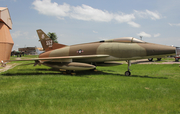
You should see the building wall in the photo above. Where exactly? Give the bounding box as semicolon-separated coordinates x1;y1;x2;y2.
176;47;180;56
18;47;38;55
0;22;14;61
0;7;12;29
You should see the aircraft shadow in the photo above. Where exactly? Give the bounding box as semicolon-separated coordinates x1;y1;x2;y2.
131;60;166;64
132;60;155;64
1;68;63;76
1;68;167;79
131;60;178;64
75;70;167;79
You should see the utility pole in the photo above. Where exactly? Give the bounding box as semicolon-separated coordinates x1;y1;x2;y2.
140;36;143;40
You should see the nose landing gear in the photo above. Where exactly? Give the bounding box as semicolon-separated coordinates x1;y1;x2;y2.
125;60;131;76
125;71;131;76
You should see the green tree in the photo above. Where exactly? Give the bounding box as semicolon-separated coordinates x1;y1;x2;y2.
47;32;58;43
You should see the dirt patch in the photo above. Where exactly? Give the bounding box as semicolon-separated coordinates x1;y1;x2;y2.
0;63;19;73
131;59;180;64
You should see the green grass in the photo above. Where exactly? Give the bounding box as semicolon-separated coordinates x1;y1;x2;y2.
0;56;180;114
10;55;38;60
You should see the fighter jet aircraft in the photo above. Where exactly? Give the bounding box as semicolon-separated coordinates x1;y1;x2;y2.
3;29;176;76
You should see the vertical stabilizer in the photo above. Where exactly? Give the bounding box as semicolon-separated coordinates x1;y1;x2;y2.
36;29;66;52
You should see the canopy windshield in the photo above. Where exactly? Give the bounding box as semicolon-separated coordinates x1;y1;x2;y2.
100;37;145;43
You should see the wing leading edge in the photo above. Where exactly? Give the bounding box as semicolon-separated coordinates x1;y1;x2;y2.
5;55;109;62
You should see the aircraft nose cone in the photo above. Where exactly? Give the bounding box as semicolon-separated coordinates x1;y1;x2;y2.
165;46;176;54
154;45;176;55
140;43;176;56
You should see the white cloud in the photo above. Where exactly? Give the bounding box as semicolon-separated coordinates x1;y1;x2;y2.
127;21;140;28
11;31;22;38
137;32;151;38
32;0;70;18
32;0;163;28
93;30;98;33
70;4;113;22
11;31;29;39
154;33;161;37
32;0;140;27
169;23;180;26
98;37;108;41
169;23;173;26
134;10;162;20
114;13;135;23
146;10;161;20
114;14;141;28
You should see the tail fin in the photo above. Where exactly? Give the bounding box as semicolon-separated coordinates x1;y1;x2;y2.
36;29;66;52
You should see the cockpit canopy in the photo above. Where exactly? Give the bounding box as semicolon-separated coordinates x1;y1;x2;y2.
100;37;145;43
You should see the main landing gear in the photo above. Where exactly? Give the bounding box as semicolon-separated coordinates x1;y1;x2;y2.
64;70;76;75
125;60;131;76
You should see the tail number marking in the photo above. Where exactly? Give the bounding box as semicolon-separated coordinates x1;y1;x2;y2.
41;34;45;39
46;40;53;47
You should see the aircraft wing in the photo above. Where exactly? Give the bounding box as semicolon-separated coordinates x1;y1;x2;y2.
5;55;109;62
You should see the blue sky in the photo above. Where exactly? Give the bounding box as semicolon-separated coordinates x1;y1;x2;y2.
1;0;180;50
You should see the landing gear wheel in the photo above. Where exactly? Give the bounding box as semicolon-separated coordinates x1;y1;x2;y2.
157;58;162;61
148;58;153;61
66;70;75;75
90;68;97;71
66;70;72;74
125;60;131;76
125;71;131;76
175;58;179;62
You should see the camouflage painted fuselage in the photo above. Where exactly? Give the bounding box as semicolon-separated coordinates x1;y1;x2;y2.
2;30;175;75
35;29;176;73
39;38;175;63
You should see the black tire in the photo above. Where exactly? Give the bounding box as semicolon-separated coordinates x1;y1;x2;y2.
90;68;96;71
66;70;72;74
157;58;162;61
125;71;131;76
66;70;75;75
148;58;153;61
175;58;179;62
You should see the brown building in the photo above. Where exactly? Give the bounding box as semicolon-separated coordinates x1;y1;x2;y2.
0;7;14;61
176;47;180;56
18;47;43;55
